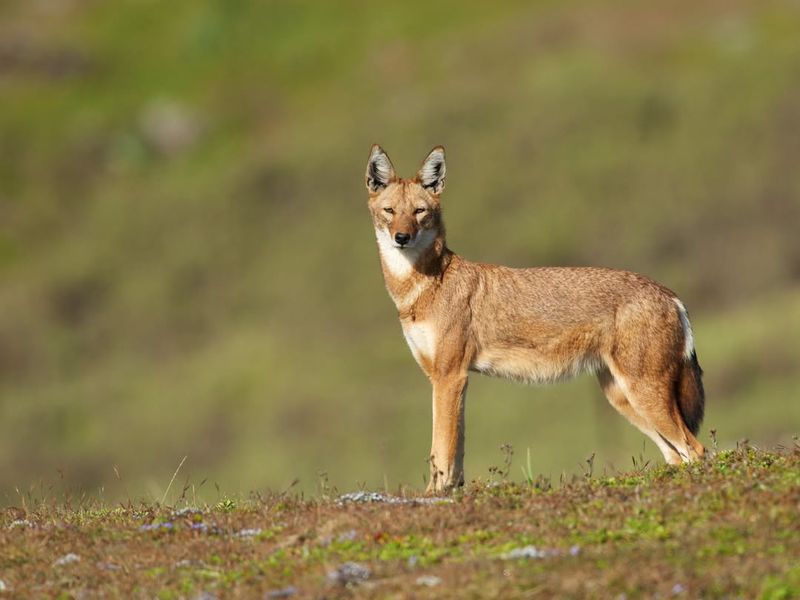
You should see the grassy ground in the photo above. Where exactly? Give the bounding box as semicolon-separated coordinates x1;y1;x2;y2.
1;445;798;598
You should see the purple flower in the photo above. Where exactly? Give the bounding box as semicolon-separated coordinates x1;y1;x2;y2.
140;522;174;531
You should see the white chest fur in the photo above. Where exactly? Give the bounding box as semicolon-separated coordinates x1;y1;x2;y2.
402;321;437;366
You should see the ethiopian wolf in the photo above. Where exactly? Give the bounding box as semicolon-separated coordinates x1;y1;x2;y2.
365;145;705;493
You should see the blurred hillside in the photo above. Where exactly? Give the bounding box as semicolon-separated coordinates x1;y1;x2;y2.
1;0;799;503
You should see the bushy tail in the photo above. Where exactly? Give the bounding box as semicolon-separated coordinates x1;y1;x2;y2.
677;351;705;435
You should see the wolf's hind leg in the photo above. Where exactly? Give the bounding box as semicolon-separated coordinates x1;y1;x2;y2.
597;368;683;464
623;377;704;464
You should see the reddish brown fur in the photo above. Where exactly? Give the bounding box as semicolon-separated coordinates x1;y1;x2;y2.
365;145;705;493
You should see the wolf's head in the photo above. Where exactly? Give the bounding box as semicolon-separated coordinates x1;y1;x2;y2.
365;145;446;255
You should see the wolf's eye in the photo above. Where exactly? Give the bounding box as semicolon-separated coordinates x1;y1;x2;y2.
383;207;395;214
414;208;426;215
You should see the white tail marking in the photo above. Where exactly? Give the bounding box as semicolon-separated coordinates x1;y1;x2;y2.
673;298;695;359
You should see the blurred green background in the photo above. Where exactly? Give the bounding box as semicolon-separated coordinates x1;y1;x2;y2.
1;0;799;504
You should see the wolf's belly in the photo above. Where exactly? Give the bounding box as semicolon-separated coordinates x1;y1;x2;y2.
471;345;603;384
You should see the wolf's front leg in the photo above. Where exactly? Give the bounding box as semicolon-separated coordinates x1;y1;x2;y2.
426;374;468;494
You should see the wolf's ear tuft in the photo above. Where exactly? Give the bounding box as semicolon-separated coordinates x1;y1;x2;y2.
417;146;446;195
366;145;396;193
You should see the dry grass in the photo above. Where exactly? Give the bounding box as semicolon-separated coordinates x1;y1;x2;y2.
2;0;800;499
1;444;798;599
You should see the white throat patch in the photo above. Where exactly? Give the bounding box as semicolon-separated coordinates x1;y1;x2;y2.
375;228;436;279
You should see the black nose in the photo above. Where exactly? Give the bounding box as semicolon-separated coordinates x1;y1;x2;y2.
394;232;411;246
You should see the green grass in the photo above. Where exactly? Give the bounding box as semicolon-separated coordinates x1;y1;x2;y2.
0;0;799;501
1;447;798;598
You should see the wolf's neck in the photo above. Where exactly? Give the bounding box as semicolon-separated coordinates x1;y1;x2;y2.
376;230;452;313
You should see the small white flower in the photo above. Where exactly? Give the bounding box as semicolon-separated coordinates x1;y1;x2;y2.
327;562;370;585
175;559;202;568
336;492;453;506
54;553;80;566
337;529;357;542
172;507;204;518
416;575;442;587
236;528;262;538
501;545;564;560
266;587;297;599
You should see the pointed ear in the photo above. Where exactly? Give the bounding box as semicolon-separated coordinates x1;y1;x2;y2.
417;146;446;195
365;144;396;193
